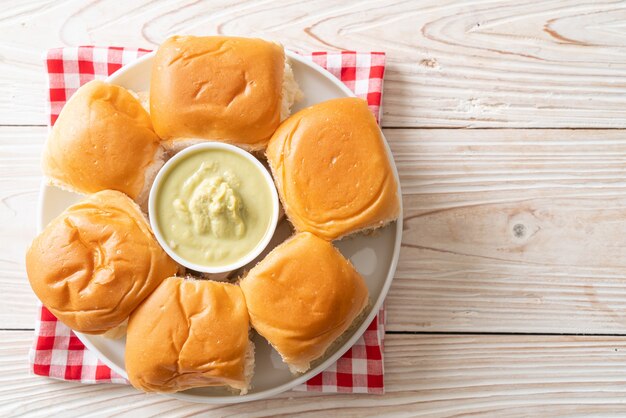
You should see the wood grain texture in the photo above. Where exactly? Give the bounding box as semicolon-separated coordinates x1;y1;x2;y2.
1;0;626;127
4;332;626;417
388;128;626;333
0;127;41;328
7;127;626;334
5;1;626;414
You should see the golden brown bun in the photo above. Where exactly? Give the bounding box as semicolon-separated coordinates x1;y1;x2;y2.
150;35;284;150
126;277;252;393
42;80;162;200
239;232;369;372
266;97;400;241
25;190;178;334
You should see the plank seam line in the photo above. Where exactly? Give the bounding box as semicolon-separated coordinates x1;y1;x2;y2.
0;328;34;331
388;331;626;337
0;125;47;128
380;127;626;130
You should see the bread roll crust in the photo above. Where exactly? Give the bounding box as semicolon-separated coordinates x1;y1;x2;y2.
126;277;251;393
25;190;178;334
151;35;284;150
42;80;161;200
239;232;369;372
266;97;399;241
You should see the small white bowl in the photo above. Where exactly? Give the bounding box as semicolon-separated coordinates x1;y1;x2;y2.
148;142;279;274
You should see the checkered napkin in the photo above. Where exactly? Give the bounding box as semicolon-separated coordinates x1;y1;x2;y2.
31;47;388;394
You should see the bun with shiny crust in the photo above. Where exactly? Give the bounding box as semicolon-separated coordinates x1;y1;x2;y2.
266;97;400;241
150;35;285;150
42;80;165;206
126;277;253;393
25;190;178;334
239;232;369;373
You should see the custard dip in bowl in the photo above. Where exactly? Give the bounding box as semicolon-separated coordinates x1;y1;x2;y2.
149;142;279;274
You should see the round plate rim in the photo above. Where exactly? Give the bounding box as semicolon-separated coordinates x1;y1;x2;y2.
37;49;403;404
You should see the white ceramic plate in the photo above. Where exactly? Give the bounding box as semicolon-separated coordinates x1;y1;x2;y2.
37;50;403;404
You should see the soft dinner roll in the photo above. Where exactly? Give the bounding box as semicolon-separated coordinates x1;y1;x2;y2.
150;35;301;151
280;59;302;121
126;277;253;394
25;190;178;334
239;232;369;373
266;97;400;241
42;80;165;208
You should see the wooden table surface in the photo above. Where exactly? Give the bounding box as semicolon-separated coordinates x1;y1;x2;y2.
4;1;626;416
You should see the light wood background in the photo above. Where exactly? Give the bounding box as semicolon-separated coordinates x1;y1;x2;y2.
3;0;626;416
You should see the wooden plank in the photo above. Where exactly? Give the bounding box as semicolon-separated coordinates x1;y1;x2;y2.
0;127;42;328
387;128;626;333
6;127;626;333
2;0;626;127
3;331;626;416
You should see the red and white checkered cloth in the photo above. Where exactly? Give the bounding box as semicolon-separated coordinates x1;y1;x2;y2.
31;46;388;394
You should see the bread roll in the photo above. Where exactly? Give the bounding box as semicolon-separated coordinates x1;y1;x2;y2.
239;232;369;373
266;97;400;241
42;80;165;207
126;277;253;393
150;35;286;150
25;190;178;334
